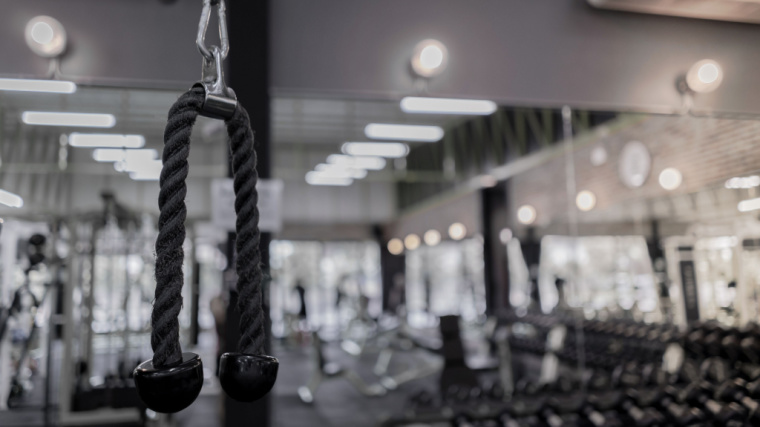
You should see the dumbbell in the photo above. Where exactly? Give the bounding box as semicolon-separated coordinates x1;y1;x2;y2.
678;380;748;425
712;378;760;424
683;322;720;357
540;397;584;427
741;330;760;364
620;397;668;426
579;399;624;427
700;357;731;384
628;384;705;426
703;325;728;358
593;388;652;421
408;389;436;409
483;381;505;401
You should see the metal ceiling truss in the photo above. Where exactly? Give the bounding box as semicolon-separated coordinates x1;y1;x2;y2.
398;107;616;211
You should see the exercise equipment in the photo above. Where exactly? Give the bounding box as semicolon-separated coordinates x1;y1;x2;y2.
3;234;49;408
134;0;277;412
55;201;153;425
297;330;386;404
384;308;760;426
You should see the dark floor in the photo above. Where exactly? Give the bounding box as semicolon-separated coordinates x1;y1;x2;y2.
0;337;442;427
268;340;440;427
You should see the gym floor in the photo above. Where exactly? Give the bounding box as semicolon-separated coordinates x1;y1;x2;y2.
0;333;441;427
177;339;440;427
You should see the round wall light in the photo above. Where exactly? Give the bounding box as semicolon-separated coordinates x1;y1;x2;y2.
25;16;67;57
575;190;597;212
590;145;608;166
499;228;513;244
686;59;723;93
411;39;448;78
659;167;683;191
517;205;537;225
448;222;467;241
387;238;404;255
424;229;441;246
404;234;421;251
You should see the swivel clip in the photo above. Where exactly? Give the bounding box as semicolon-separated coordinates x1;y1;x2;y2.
193;0;237;120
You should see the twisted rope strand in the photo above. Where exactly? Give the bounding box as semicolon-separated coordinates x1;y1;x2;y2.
226;106;265;355
152;87;203;367
152;86;265;367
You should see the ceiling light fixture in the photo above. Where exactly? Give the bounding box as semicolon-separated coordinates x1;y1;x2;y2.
364;123;444;142
0;189;24;208
22;112;115;128
128;160;163;181
575;190;597;212
659;168;683;191
341;142;409;158
424;229;441;246
517;205;537;225
326;154;386;170
726;176;760;189
305;171;353;186
314;164;368;179
0;78;76;94
448;222;467;241
404;234;421;251
400;97;497;115
70;133;145;148
387;238;404;255
738;197;760;213
93;148;157;164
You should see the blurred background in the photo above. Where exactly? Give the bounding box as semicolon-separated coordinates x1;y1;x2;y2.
2;1;760;426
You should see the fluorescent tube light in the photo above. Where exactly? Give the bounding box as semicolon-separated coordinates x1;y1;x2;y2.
315;164;367;179
22;111;115;128
0;189;23;208
0;78;76;94
93;149;126;162
326;155;386;170
400;97;497;115
115;151;160;173
726;176;760;189
305;171;353;186
130;168;161;181
93;148;157;164
70;133;144;148
341;142;409;158
128;159;162;181
739;197;760;213
364;123;443;142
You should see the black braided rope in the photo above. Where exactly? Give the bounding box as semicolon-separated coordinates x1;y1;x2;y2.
226;106;266;355
151;87;264;367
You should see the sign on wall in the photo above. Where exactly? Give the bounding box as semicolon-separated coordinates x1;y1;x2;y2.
211;178;283;233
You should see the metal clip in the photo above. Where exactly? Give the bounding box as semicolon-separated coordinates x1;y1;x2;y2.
193;0;236;120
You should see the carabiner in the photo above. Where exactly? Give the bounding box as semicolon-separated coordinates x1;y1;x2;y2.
194;0;236;120
197;0;229;62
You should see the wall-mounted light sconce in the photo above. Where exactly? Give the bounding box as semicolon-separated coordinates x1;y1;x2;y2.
411;39;448;78
25;16;67;58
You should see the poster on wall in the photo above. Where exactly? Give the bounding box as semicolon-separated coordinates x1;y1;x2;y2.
211;178;283;233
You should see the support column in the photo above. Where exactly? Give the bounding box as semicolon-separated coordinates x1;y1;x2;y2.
225;0;272;425
481;184;510;315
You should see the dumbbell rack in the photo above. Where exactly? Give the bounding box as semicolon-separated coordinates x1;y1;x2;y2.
383;314;760;426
